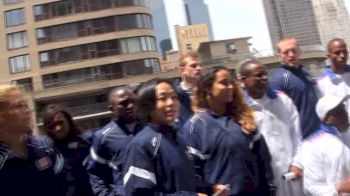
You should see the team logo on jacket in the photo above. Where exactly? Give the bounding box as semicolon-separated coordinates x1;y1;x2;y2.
151;137;158;147
35;156;52;171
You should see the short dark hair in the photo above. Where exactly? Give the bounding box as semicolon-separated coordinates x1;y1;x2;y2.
238;59;263;77
42;104;81;137
135;78;174;124
108;86;133;106
327;38;347;52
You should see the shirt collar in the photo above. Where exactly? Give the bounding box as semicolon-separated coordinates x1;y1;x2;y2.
321;65;350;80
320;123;341;137
243;86;277;107
180;81;192;92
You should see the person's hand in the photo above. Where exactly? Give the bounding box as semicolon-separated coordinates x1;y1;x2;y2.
336;177;350;193
212;184;230;196
289;165;302;180
197;193;207;196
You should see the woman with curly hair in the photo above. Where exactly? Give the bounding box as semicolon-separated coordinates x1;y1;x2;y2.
181;66;275;196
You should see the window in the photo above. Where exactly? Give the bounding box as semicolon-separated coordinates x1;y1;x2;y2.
33;5;43;16
5;9;25;27
127;37;141;53
7;31;28;49
226;43;237;54
40;36;156;67
11;78;33;92
36;29;45;39
40;52;49;63
9;55;31;73
3;0;22;4
186;43;192;51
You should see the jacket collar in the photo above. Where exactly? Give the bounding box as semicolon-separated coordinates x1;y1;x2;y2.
243;86;277;107
320;123;340;136
320;65;350;80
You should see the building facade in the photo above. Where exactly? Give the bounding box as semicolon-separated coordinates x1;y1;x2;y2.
150;0;213;59
175;23;210;55
263;0;350;52
0;0;160;132
312;0;350;52
262;0;322;49
150;0;187;58
183;0;214;40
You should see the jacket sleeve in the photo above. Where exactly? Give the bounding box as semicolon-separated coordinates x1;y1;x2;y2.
181;115;231;185
269;72;285;92
123;140;157;196
181;116;212;181
302;143;338;196
88;172;114;196
86;133;114;196
282;94;303;157
253;134;276;194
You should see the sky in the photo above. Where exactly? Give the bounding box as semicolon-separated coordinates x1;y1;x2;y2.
204;0;350;54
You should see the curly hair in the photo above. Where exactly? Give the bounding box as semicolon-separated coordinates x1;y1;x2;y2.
0;84;22;112
192;66;256;133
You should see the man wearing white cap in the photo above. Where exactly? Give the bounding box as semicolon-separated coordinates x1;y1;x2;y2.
300;95;350;195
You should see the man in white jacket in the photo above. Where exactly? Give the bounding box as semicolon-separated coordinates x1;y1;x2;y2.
240;59;304;196
299;95;350;196
316;38;350;118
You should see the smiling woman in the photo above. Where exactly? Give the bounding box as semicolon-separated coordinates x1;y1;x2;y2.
123;78;207;195
42;104;94;196
181;66;275;195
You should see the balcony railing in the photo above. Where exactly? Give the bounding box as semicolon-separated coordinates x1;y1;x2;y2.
36;101;109;123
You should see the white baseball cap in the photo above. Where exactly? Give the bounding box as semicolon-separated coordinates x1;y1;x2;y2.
316;95;350;121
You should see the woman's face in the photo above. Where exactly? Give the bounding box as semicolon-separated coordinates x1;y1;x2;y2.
209;69;234;104
47;112;70;140
151;82;179;126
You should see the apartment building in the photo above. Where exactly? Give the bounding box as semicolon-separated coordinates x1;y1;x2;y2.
0;0;160;132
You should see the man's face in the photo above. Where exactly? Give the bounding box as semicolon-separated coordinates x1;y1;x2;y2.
325;104;349;132
109;89;136;123
242;63;268;97
328;40;348;68
179;57;202;80
277;39;301;68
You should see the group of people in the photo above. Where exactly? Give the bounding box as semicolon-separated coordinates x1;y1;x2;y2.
1;36;350;196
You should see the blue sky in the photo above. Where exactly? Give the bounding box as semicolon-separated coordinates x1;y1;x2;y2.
204;0;350;54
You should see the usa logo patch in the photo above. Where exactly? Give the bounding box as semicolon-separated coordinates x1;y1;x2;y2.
35;156;52;171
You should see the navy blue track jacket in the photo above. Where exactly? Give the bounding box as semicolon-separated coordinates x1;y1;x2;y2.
181;111;274;196
123;124;198;196
54;132;93;196
270;64;320;138
86;119;140;196
174;83;194;129
0;135;65;196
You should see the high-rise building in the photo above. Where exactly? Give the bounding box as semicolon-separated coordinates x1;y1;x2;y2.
150;0;188;58
312;0;350;51
175;23;210;55
0;0;160;131
263;0;350;52
150;0;213;58
262;0;322;49
184;0;214;40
